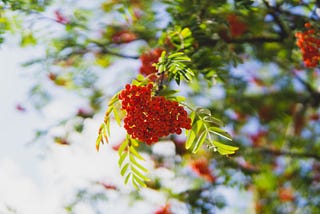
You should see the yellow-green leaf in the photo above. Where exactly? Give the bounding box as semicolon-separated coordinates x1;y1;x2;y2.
186;119;203;149
118;152;128;167
181;28;192;38
124;173;131;184
129;145;145;160
121;163;129;176
196;108;211;116
192;130;207;153
132;174;147;187
96;132;102;151
208;127;232;141
131;166;149;181
129;155;148;173
212;141;239;155
186;129;196;149
118;139;129;156
113;107;121;126
203;115;223;127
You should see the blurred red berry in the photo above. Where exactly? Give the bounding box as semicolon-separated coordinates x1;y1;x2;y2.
295;23;320;68
278;187;295;202
310;113;320;121
111;30;137;44
54;137;70;146
154;203;172;214
190;158;215;182
250;130;267;147
15;104;26;112
227;14;247;38
100;182;117;190
54;10;69;24
48;73;57;81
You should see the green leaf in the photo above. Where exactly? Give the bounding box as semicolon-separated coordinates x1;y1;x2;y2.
208;127;232;141
132;174;147;187
118;139;129;156
186;129;196;149
132;179;140;189
112;107;121;126
203;115;224;127
131;166;149;181
129;146;145;160
212;141;239;155
96;132;102;151
189;110;196;123
168;52;185;59
192;130;207;153
130;155;148;172
121;163;129;176
96;123;107;151
106;117;111;136
20;32;37;47
175;74;181;85
181;27;192;38
118;152;128;167
108;93;120;106
186;119;203;149
196;108;211;116
124;173;131;184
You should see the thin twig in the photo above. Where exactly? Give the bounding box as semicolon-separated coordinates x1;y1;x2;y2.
258;147;320;160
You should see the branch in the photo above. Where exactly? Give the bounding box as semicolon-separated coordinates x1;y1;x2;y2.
199;35;284;47
226;36;284;43
262;0;289;39
258;147;320;160
100;48;139;59
293;72;320;107
90;40;139;59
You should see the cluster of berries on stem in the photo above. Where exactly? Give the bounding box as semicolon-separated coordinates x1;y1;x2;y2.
295;23;320;68
118;84;191;145
139;48;163;81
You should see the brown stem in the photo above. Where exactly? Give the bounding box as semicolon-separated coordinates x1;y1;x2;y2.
199;35;284;47
155;72;165;96
258;147;320;160
262;0;288;39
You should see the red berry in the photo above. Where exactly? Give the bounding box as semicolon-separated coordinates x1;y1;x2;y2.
227;14;247;38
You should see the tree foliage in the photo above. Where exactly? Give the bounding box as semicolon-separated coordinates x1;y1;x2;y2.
2;0;320;213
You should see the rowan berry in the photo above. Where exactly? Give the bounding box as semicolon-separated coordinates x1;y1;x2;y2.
111;30;137;44
139;48;163;81
227;14;247;38
295;23;320;68
118;83;191;144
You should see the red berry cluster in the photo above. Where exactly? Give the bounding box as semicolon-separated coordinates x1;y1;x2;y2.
118;84;191;145
227;14;247;38
139;48;163;80
111;30;137;44
295;23;320;68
